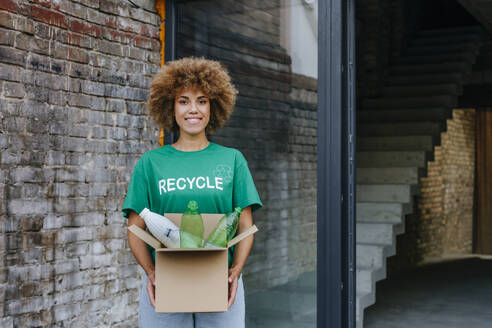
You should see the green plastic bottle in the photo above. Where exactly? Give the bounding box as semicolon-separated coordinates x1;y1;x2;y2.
226;207;242;241
179;200;205;248
204;207;242;248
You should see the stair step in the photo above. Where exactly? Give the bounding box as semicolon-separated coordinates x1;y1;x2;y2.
359;266;387;287
358;122;444;137
392;52;476;65
356;222;397;245
383;83;462;97
387;72;463;85
357;150;429;168
356;290;374;327
415;25;485;38
356;244;385;268
357;167;421;184
357;268;375;294
390;61;470;75
362;95;457;110
357;135;435;151
357;202;412;223
357;184;418;203
405;42;480;56
410;33;485;46
357;108;452;123
356;268;372;294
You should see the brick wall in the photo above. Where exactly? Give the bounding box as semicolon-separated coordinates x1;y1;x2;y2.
284;74;317;279
0;0;161;326
441;110;475;253
389;109;476;273
176;1;318;292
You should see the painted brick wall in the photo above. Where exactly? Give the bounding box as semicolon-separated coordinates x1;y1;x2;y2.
389;109;476;273
0;0;161;326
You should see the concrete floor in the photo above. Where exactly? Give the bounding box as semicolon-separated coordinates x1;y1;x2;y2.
365;256;492;328
244;256;492;328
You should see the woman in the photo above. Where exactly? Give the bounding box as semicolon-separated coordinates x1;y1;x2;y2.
122;57;262;327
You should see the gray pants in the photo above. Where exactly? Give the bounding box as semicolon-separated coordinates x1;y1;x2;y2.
138;276;245;328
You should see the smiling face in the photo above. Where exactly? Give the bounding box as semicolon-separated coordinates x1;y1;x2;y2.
174;88;211;137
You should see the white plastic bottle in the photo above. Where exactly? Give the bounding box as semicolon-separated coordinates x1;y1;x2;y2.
139;208;180;248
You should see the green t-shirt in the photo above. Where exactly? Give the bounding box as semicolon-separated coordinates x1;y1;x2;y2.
122;142;262;267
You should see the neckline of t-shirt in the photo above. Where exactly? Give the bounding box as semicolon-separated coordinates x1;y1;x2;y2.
165;141;216;155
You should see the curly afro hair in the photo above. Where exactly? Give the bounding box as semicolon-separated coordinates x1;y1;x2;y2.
147;57;238;135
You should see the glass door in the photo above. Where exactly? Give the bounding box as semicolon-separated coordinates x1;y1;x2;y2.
168;0;356;327
174;1;318;326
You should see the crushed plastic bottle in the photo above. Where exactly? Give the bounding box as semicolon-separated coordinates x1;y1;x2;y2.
179;200;205;248
204;207;242;248
139;208;180;248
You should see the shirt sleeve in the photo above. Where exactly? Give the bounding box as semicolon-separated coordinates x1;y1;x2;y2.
122;155;150;218
233;151;263;212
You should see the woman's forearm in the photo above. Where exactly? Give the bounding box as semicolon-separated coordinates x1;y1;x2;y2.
128;210;155;276
230;206;254;275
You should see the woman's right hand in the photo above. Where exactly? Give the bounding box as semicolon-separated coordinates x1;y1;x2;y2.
128;211;157;307
146;270;156;307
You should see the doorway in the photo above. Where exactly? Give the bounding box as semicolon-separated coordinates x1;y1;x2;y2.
165;1;357;327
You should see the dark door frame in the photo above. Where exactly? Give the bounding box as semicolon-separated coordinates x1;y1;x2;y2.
318;0;356;327
165;1;356;327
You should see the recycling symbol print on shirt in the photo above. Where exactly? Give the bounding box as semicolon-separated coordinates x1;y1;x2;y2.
213;164;233;183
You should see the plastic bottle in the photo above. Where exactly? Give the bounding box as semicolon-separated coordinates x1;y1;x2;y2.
179;200;205;248
204;216;227;248
139;208;180;248
226;207;242;241
204;207;242;248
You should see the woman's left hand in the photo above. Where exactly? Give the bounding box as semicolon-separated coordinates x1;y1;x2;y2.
228;206;254;309
228;268;240;309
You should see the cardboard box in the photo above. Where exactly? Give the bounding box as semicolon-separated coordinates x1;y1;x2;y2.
128;213;258;313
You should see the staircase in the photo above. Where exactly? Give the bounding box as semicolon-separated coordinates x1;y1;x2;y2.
355;25;489;328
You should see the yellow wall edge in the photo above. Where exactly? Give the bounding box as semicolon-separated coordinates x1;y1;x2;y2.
156;0;166;146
